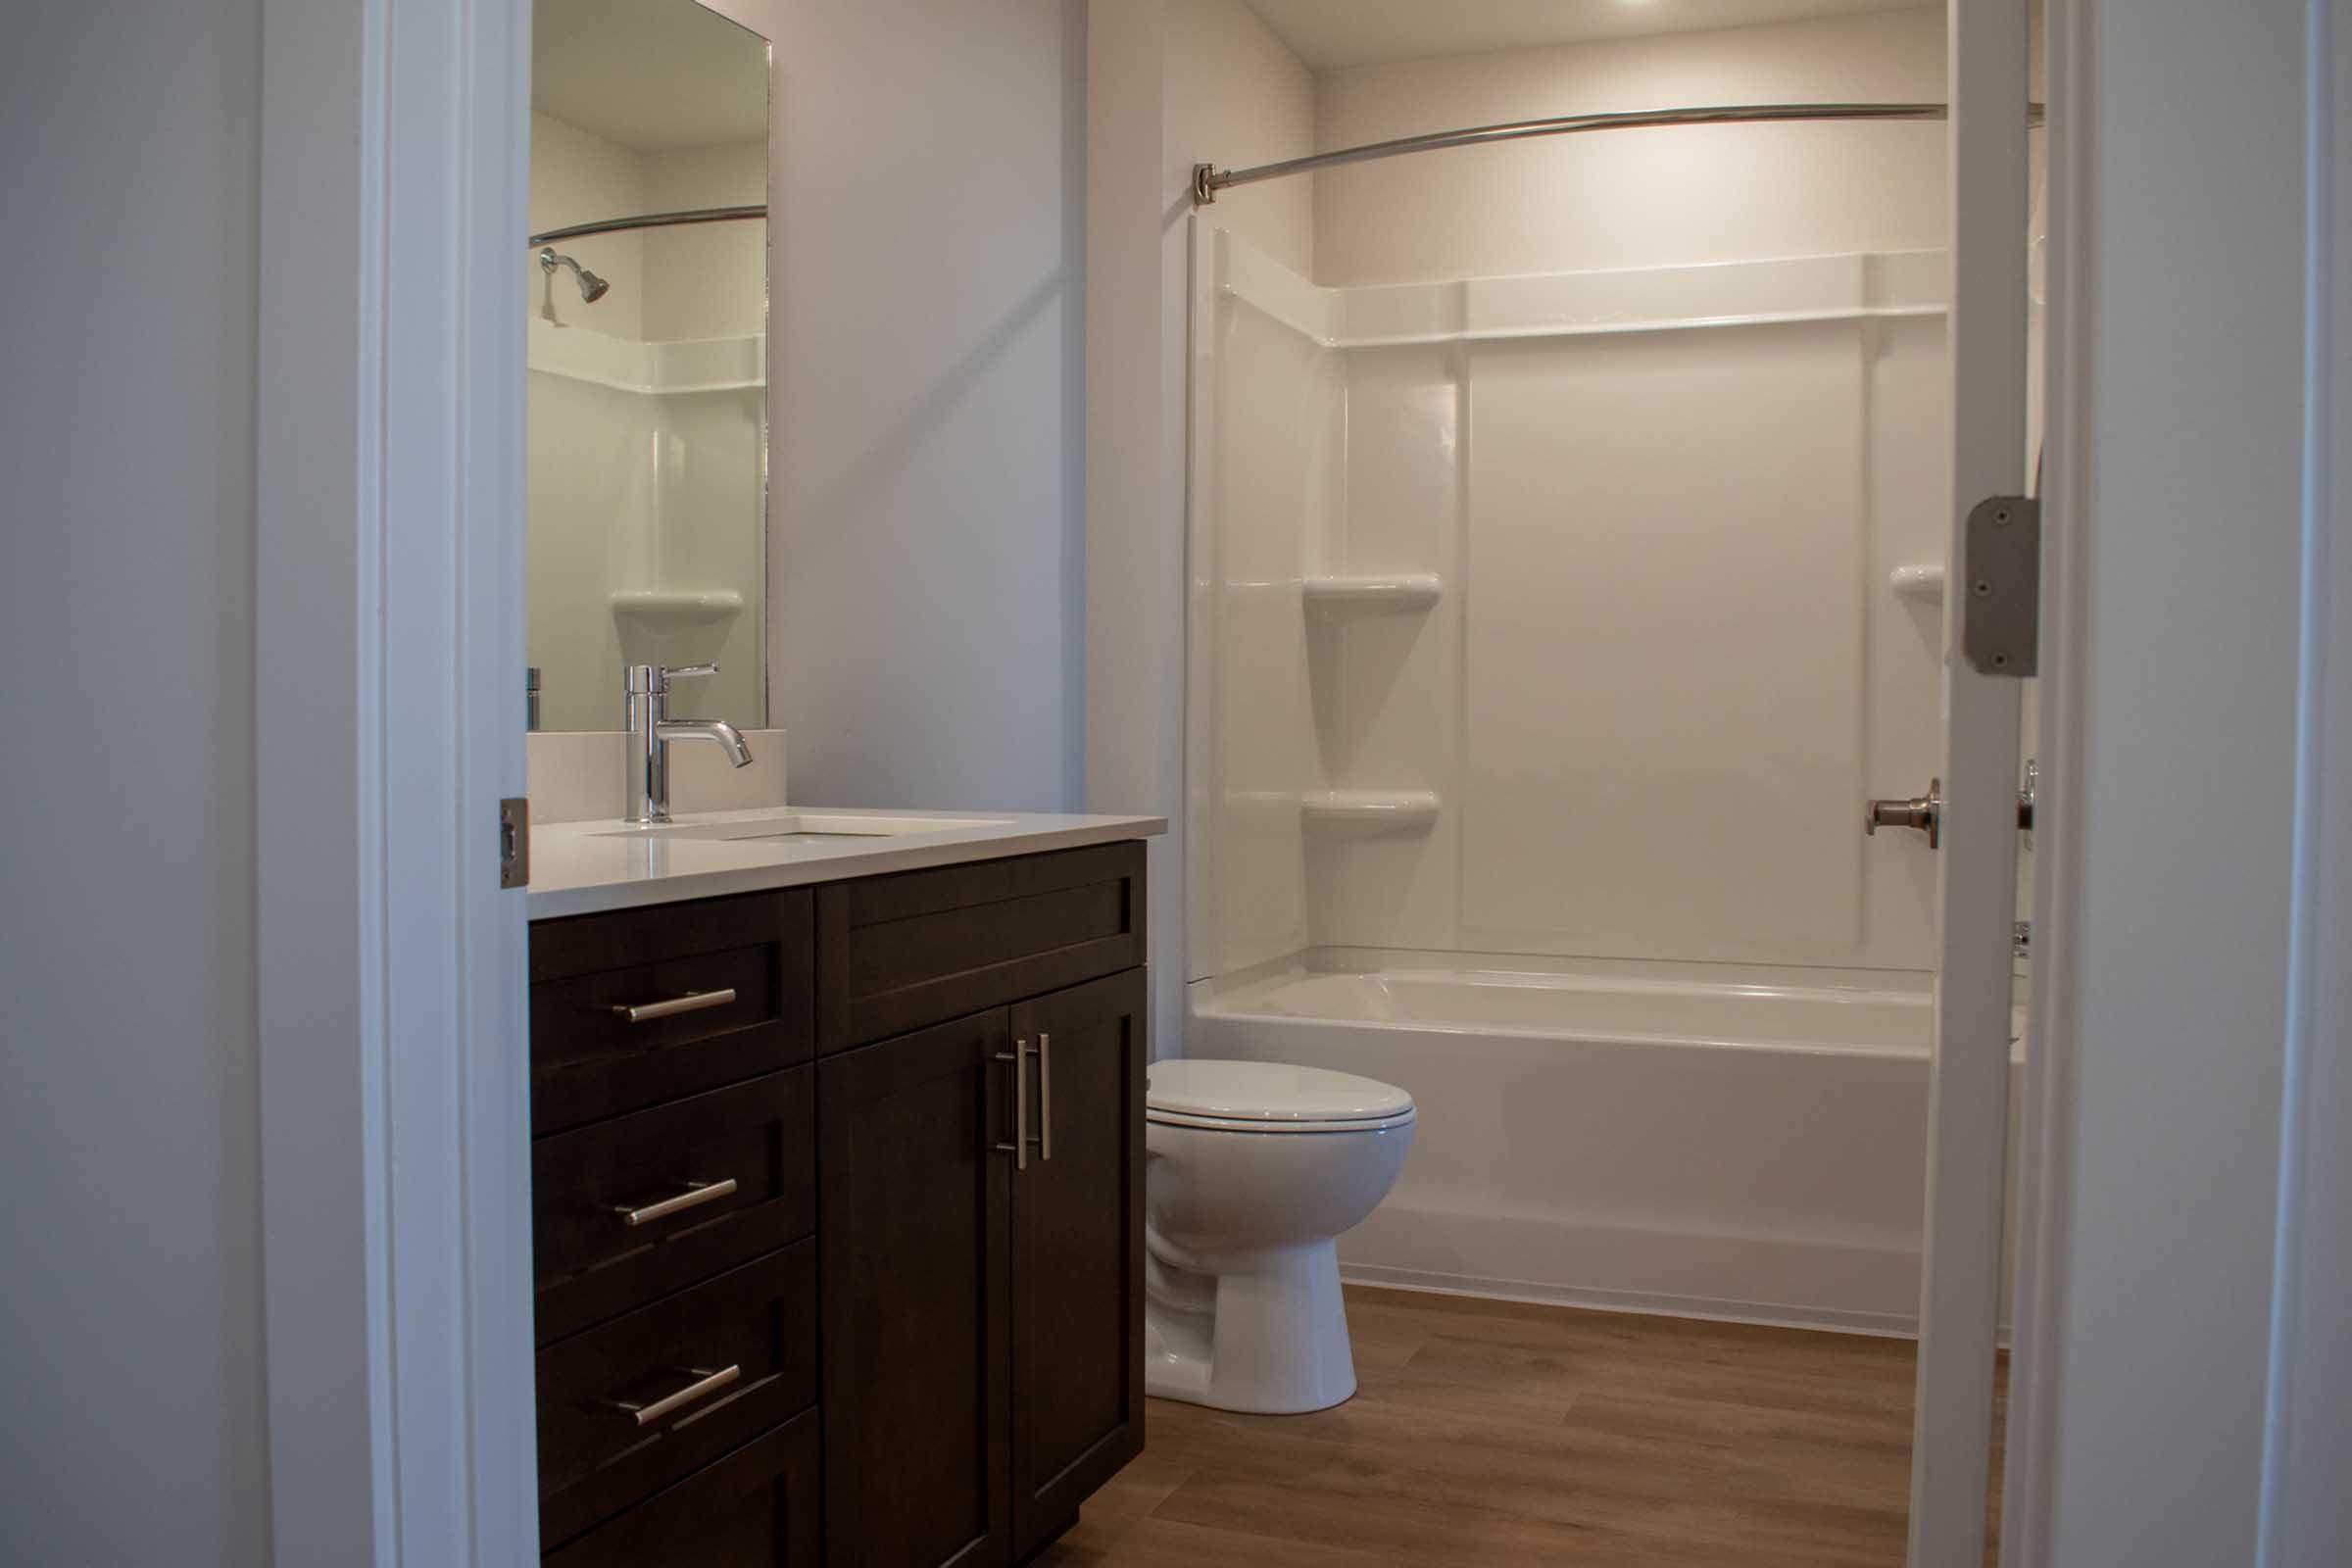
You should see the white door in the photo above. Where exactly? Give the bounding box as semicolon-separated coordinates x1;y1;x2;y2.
1905;4;2034;1564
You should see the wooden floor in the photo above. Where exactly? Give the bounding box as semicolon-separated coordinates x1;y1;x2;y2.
1036;1286;2004;1568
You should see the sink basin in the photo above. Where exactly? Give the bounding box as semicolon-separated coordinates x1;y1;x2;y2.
590;811;1015;844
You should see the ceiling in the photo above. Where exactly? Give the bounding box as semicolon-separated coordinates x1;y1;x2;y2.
1241;0;1936;73
533;0;768;153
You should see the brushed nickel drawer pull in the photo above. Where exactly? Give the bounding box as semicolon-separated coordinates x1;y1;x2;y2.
610;1364;740;1427
993;1042;1030;1170
611;1177;738;1228
1035;1032;1053;1162
610;987;736;1024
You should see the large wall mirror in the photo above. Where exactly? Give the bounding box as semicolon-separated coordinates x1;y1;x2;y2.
527;0;770;732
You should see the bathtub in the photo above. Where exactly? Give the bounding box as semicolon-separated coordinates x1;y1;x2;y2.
1187;955;2022;1336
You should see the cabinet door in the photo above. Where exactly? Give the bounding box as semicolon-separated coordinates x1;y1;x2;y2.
819;1009;1015;1568
1007;969;1147;1559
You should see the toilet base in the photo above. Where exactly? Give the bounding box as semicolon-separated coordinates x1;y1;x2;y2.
1145;1234;1359;1414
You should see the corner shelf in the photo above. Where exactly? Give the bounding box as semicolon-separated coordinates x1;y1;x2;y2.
1302;573;1444;619
1300;789;1442;837
529;318;765;395
610;588;746;626
1888;564;1946;603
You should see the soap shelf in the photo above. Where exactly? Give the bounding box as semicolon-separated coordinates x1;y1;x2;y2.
1303;573;1443;618
611;588;746;625
1300;789;1442;836
1888;563;1946;602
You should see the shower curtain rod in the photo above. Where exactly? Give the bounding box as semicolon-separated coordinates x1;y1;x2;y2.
527;203;766;247
1191;100;2044;206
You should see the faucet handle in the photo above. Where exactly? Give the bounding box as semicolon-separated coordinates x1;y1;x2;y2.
624;662;719;697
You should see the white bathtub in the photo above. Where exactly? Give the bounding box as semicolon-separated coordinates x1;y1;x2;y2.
1187;956;2022;1336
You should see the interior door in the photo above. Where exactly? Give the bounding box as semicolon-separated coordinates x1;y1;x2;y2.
1007;971;1148;1558
818;1009;1015;1568
1907;4;2034;1564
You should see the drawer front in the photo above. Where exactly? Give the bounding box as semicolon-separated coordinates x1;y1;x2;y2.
817;842;1146;1052
543;1408;820;1566
534;1068;815;1346
537;1243;818;1549
531;890;813;1133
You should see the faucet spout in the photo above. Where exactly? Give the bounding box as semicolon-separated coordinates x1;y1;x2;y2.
657;718;754;769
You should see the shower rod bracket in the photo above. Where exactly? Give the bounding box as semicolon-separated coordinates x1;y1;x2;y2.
1959;495;2040;677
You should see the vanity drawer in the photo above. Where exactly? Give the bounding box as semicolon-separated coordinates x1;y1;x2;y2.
543;1407;820;1566
537;1242;818;1550
531;889;814;1133
817;842;1146;1052
533;1068;815;1346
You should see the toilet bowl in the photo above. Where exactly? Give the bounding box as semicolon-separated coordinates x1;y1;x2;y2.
1144;1059;1415;1414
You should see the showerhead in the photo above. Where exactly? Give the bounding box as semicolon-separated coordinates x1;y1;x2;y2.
538;247;610;304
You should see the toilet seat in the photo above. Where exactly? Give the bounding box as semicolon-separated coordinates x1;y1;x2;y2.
1147;1059;1416;1134
1145;1106;1415;1134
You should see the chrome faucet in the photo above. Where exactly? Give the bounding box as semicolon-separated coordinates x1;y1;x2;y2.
623;663;753;824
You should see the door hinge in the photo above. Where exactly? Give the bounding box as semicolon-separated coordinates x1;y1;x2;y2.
500;796;530;889
1961;494;2040;676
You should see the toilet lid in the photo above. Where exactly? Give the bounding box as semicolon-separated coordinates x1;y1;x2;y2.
1146;1059;1414;1127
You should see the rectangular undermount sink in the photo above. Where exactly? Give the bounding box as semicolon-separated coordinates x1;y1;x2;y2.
591;812;1015;843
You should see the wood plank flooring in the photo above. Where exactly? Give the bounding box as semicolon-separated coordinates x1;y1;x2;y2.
1036;1286;2004;1568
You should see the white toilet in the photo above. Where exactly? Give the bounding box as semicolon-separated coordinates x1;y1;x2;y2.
1143;1059;1416;1414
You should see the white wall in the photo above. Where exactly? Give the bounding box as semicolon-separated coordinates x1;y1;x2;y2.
1312;7;1947;285
1088;0;1320;1048
0;3;270;1562
1165;0;1318;273
702;0;1086;811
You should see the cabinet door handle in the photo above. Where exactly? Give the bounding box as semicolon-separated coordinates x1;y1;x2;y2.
609;1363;740;1427
609;987;736;1024
994;1041;1029;1171
1035;1032;1053;1162
611;1177;738;1228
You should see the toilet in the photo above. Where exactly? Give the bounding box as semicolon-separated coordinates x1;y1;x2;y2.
1143;1059;1416;1414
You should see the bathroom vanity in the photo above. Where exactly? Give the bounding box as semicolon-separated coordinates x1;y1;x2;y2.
525;813;1157;1565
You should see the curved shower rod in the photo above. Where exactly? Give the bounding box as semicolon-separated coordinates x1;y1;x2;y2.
527;203;767;248
1191;100;2046;207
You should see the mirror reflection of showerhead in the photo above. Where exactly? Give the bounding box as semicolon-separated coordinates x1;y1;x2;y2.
538;246;610;303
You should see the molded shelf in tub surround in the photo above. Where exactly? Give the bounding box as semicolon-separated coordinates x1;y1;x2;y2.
611;588;746;625
1301;789;1442;836
1303;573;1444;618
1888;564;1946;602
527;318;765;395
1212;226;1947;350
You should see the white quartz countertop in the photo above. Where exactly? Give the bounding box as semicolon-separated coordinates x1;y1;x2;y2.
527;806;1166;920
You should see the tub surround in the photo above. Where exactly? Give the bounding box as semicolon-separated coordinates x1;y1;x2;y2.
529;808;1166;919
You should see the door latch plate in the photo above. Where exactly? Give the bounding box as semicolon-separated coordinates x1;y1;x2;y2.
500;796;530;889
1961;494;2039;676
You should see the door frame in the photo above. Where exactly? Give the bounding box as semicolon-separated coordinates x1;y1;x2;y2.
2002;1;2349;1563
245;0;2348;1562
253;0;536;1561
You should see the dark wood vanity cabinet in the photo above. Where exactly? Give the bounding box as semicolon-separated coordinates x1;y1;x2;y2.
528;841;1147;1566
818;967;1147;1568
